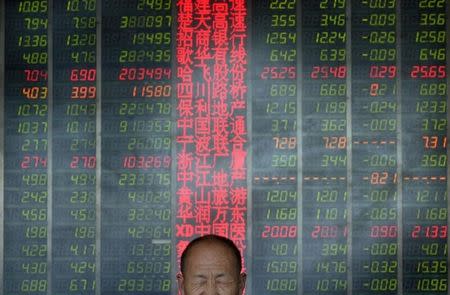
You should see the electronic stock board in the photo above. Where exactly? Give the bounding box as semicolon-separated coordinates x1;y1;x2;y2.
0;0;449;294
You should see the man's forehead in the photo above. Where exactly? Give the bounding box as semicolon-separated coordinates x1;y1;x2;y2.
185;240;237;266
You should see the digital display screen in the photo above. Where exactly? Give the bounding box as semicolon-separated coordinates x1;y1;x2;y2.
0;0;448;294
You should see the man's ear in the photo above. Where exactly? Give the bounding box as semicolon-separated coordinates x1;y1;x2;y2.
238;272;247;295
176;272;185;295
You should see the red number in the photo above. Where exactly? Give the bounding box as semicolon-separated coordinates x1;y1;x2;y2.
410;65;446;79
370;225;397;238
262;225;297;238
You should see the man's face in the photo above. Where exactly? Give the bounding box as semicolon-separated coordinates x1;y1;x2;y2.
177;241;246;295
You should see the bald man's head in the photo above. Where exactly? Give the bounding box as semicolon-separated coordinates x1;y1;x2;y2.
180;235;242;274
177;235;246;295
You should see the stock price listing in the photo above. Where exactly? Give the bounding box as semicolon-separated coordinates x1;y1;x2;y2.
0;0;448;295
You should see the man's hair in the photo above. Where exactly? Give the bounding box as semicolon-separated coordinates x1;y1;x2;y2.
180;234;242;274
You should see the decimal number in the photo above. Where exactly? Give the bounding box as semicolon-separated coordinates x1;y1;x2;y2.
420;13;445;26
316;279;346;291
422;118;446;131
127;137;171;151
270;83;296;96
71;173;96;186
24;17;47;30
416;260;446;274
321;155;346;167
131;243;171;257
320;83;346;96
416;279;447;292
270;49;296;62
118;172;170;186
367;31;395;44
21;191;47;203
18;103;47;116
421;154;446;168
119;102;171;115
132;32;171;45
22;86;47;99
272;154;297;168
311;66;346;79
315;101;346;113
316;190;347;203
363;0;395;8
73;16;96;29
319;0;345;9
320;119;345;131
262;225;297;238
273;137;296;149
321;243;347;256
266;101;296;114
22;244;47;257
369;260;397;273
422;135;447;149
22;52;47;64
368;48;396;61
367;13;395;26
420;48;446;61
315;31;346;44
266;208;297;220
119;49;170;63
271;14;296;27
266;32;296;45
266;190;297;203
369;243;397;255
22;208;46;221
119;120;171;133
420;243;448;256
411;225;447;239
66;0;95;11
128;225;171;239
18;35;46;48
128;208;171;221
127;261;170;274
272;119;296;132
320;13;345;26
266;261;297;273
410;65;445;79
128;191;170;204
120;15;172;28
21;280;47;292
123;155;171;169
18;0;47;13
117;279;171;292
22;173;47;186
118;67;171;81
419;83;447;96
416;31;446;43
320;49;345;61
260;66;296;80
137;0;172;10
419;0;445;7
71;86;96;99
22;139;48;151
269;0;295;9
416;207;447;221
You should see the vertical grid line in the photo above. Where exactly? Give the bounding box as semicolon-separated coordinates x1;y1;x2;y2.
296;0;303;294
171;0;178;293
446;1;450;294
395;1;403;294
345;1;352;295
0;0;5;293
95;1;102;294
245;0;253;294
46;0;53;293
